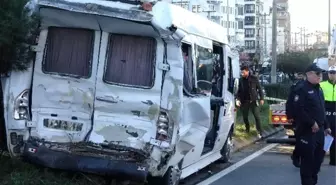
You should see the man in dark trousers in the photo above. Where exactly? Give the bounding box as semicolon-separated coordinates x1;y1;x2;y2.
294;63;331;185
286;72;305;168
236;66;264;139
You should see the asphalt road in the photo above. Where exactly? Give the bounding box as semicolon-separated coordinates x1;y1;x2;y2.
207;144;336;185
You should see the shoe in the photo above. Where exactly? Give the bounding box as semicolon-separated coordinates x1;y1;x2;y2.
291;155;301;168
257;133;263;139
245;128;250;133
329;162;336;166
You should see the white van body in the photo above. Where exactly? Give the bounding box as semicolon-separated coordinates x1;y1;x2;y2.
1;0;240;184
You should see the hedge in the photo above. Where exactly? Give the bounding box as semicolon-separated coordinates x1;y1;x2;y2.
264;83;292;100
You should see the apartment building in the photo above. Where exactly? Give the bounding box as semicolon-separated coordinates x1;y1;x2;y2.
243;0;264;60
275;0;291;51
235;0;245;47
171;0;245;47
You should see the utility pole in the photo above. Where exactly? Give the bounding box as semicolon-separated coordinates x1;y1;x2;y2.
328;0;331;44
298;27;306;51
227;0;230;42
263;13;268;58
294;32;298;51
271;0;277;84
298;27;303;50
303;28;306;50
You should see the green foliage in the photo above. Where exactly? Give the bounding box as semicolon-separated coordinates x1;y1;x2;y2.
276;50;326;80
0;0;40;74
276;51;311;75
264;83;291;100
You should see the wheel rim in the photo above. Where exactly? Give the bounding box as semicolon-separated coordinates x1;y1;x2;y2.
170;166;182;185
225;137;233;159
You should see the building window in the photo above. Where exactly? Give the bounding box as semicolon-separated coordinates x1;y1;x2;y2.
238;20;244;29
192;5;202;13
237;6;244;15
245;40;255;49
245;4;255;13
209;4;215;11
197;5;201;12
245;28;255;37
244;16;255;25
192;5;196;12
221;6;225;13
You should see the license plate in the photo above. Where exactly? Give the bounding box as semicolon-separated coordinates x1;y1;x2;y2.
43;119;83;131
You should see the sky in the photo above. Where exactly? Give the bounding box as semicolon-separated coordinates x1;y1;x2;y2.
288;0;335;33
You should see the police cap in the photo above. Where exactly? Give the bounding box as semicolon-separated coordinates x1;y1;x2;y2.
305;63;325;73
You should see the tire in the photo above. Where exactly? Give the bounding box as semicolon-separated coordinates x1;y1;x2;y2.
219;130;234;163
147;166;181;185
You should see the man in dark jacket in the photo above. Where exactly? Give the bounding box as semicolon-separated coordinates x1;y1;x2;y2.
293;63;331;185
236;66;265;138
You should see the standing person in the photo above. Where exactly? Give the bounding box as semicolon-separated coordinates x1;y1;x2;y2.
320;65;336;166
294;63;331;185
236;66;265;139
286;72;306;168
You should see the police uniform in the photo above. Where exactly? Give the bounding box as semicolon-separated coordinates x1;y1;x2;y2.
320;66;336;166
294;64;330;185
286;78;305;168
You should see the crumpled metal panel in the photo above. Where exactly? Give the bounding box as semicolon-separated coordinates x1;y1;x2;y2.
23;141;148;181
36;0;153;22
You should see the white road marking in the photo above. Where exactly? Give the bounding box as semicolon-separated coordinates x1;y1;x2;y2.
196;143;278;185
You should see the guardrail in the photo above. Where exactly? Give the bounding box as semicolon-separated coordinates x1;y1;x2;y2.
264;97;286;102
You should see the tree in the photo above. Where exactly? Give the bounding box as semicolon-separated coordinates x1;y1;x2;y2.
276;50;324;81
0;0;39;149
0;0;40;74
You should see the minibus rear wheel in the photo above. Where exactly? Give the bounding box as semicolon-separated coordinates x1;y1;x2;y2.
147;165;181;185
219;129;234;163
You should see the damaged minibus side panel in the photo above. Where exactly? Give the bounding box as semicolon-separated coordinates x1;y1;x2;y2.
91;15;166;161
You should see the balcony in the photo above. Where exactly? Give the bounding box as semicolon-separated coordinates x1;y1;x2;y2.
207;0;223;4
245;10;256;14
209;11;224;18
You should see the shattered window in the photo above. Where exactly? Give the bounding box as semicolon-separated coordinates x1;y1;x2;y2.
182;43;195;93
43;27;94;78
196;46;215;94
104;34;156;88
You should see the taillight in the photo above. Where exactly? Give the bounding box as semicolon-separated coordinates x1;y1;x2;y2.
272;115;287;123
13;89;30;120
280;116;287;123
272;116;280;122
156;111;172;142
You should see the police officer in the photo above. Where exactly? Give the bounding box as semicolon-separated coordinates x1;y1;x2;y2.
320;65;336;166
294;63;331;185
286;72;305;168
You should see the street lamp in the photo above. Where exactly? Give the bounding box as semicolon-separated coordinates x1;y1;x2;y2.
328;0;331;44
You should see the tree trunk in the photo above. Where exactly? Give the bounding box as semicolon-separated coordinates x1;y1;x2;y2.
0;79;7;150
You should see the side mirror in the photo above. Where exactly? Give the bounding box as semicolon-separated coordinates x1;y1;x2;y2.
233;78;239;95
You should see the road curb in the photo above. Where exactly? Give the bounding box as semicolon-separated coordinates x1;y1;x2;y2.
233;126;284;153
